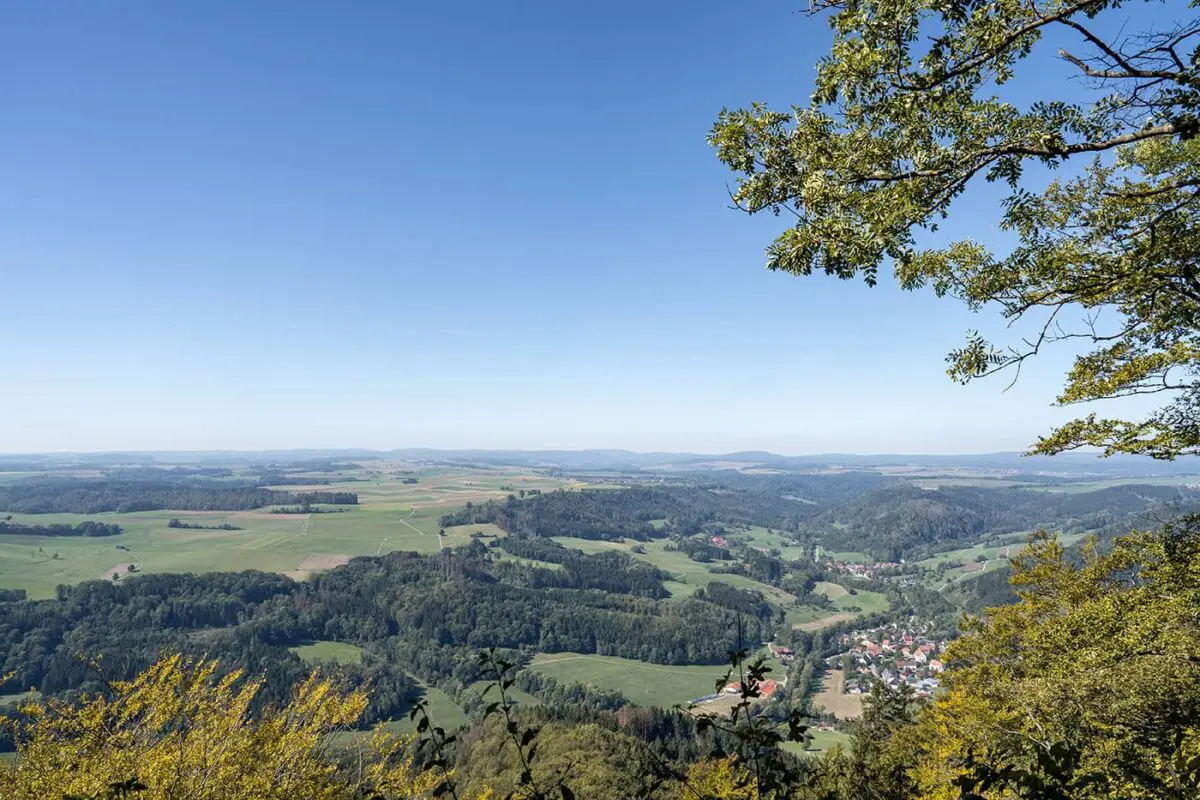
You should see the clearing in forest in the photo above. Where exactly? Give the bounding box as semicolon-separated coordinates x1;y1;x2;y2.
530;652;727;708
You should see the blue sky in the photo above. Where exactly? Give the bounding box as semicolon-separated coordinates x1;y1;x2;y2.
0;1;1163;454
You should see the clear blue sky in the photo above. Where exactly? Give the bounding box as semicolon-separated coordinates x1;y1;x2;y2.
0;1;1161;454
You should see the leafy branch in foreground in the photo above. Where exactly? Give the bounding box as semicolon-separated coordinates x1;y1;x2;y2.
0;654;450;799
711;0;1200;458
459;648;576;800
690;621;811;799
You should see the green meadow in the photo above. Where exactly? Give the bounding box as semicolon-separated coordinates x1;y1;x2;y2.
530;652;727;707
0;466;565;599
290;641;364;666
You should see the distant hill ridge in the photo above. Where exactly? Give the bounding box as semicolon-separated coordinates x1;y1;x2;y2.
3;447;1199;477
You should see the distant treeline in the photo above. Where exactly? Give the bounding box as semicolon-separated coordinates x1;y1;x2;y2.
0;463;45;473
167;519;242;531
106;466;367;488
439;476;1200;563
289;492;358;506
440;486;821;541
104;467;235;481
803;483;1200;560
0;520;122;537
253;460;364;473
0;479;358;514
251;472;366;486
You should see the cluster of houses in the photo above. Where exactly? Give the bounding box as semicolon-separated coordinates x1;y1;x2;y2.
825;559;902;579
722;678;780;699
830;624;947;698
768;642;795;662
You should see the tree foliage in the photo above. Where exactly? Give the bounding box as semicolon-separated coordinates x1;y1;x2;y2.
905;521;1200;798
0;520;123;538
0;479;356;514
711;0;1200;457
0;654;465;800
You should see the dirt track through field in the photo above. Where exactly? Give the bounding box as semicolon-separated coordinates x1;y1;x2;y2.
795;612;855;632
813;668;863;719
297;554;351;571
398;507;442;549
101;563;134;581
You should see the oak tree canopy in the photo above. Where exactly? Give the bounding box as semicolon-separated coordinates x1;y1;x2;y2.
711;0;1200;458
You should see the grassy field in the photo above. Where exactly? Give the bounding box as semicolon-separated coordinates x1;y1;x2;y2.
491;552;565;571
734;526;810;561
792;611;857;631
812;669;863;719
922;530;1095;587
781;728;853;755
814;581;848;600
787;582;889;631
392;685;468;732
1031;475;1200;493
329;685;469;746
0;466;566;598
831;586;889;615
530;652;728;708
290;641;364;665
466;680;541;708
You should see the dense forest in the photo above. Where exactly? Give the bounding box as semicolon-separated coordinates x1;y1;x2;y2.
0;520;122;537
493;537;671;598
805;483;1196;560
440;482;1198;561
0;540;777;749
0;478;357;514
440;485;834;540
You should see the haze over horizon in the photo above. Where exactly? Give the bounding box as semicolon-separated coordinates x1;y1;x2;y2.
2;1;1163;453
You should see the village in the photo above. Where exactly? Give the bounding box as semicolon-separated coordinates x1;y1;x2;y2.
824;558;902;579
827;622;947;698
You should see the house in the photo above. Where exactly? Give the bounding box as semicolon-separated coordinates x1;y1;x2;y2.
710;536;729;547
723;679;779;699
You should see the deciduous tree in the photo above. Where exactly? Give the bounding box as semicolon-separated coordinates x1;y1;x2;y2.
711;0;1200;457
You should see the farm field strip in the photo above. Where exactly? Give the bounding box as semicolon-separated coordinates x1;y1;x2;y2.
530;652;728;708
0;468;564;598
812;668;863;719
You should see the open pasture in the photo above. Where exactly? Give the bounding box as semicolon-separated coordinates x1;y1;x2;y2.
530;652;727;708
290;641;364;666
781;728;853;756
789;582;889;630
271;465;580;511
0;467;563;598
735;526;810;561
812;668;863;719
